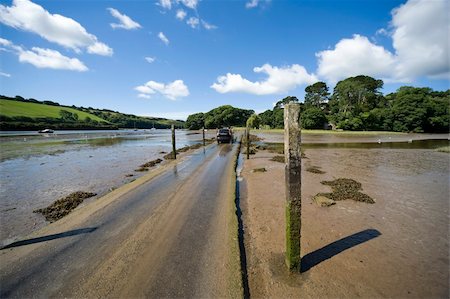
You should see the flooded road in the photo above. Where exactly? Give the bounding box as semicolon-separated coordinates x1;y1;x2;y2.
0;142;241;298
0;129;214;245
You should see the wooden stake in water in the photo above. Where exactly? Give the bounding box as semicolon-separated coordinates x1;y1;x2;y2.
171;124;176;160
202;127;206;147
284;103;301;272
246;127;250;160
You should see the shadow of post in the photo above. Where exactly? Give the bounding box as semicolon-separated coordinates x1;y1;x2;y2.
1;227;97;250
301;228;381;273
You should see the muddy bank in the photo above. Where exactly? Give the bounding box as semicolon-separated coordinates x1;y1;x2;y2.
241;144;449;298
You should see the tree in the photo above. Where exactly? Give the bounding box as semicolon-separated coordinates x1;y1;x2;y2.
304;82;330;108
274;96;299;109
186;106;254;129
59;110;78;122
185;113;204;130
301;107;327;129
246;114;261;129
330;75;385;128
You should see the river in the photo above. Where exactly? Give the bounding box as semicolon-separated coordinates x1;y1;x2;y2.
0;129;214;245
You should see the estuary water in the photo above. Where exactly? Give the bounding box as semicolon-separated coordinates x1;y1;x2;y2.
0;129;214;245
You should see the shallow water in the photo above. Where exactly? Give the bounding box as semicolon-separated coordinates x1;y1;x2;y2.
0;129;213;245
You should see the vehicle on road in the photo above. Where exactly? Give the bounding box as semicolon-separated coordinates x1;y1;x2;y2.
217;128;233;144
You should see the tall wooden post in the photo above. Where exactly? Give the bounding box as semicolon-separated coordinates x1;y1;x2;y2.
284;103;301;272
202;127;206;146
246;127;250;160
171;124;176;159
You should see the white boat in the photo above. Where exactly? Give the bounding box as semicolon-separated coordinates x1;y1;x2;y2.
38;129;54;134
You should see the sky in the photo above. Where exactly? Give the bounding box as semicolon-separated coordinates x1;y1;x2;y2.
0;0;449;120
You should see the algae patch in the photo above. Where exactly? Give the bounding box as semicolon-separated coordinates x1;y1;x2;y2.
314;178;375;205
306;166;326;174
252;167;267;173
270;155;285;163
33;191;97;222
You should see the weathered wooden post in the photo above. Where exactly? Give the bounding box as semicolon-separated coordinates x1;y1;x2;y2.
202;127;206;146
171;124;176;159
246;126;250;160
284;103;301;272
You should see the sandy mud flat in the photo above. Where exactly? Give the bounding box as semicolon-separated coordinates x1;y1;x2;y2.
241;137;449;298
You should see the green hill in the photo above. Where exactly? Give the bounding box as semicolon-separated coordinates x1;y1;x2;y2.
0;99;107;123
0;95;185;130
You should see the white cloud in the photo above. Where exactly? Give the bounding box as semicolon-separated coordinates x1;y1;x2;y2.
211;64;317;95
137;93;151;99
246;0;259;9
158;32;169;45
0;38;87;71
0;0;113;56
201;20;217;30
315;0;449;83
176;9;187;20
158;0;172;10
391;0;449;80
316;35;396;83
179;0;198;10
107;8;141;30
0;72;11;77
186;17;199;28
145;56;155;63
135;79;189;100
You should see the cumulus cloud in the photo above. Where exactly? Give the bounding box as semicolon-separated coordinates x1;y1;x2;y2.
211;64;317;95
107;8;141;30
316;35;396;82
158;32;169;45
316;0;449;82
186;17;199;28
0;72;11;77
179;0;198;10
0;0;113;56
145;56;155;63
176;9;187;20
158;0;172;10
135;79;189;100
0;38;88;71
391;0;449;79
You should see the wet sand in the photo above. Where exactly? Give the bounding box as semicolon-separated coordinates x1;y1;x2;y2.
241;137;449;297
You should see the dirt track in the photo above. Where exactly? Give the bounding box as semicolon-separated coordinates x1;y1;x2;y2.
0;143;242;298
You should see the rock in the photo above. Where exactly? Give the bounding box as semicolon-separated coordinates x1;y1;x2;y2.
313;195;336;207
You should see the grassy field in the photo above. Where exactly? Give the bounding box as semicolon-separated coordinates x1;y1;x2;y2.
0;99;107;122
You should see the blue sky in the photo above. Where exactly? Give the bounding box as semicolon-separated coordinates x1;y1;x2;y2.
1;0;449;120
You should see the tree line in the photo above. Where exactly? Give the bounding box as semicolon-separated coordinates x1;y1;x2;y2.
251;76;449;133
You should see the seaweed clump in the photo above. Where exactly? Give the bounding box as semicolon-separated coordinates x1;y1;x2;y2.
135;158;163;171
316;178;375;204
163;143;204;160
33;191;97;222
306;166;326;174
252;167;267;173
270;155;284;163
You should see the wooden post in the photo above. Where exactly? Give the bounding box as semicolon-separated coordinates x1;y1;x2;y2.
284;103;301;272
171;124;176;159
202;127;206;146
246;126;250;160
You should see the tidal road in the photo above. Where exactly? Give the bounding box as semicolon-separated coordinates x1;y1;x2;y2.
0;143;241;298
